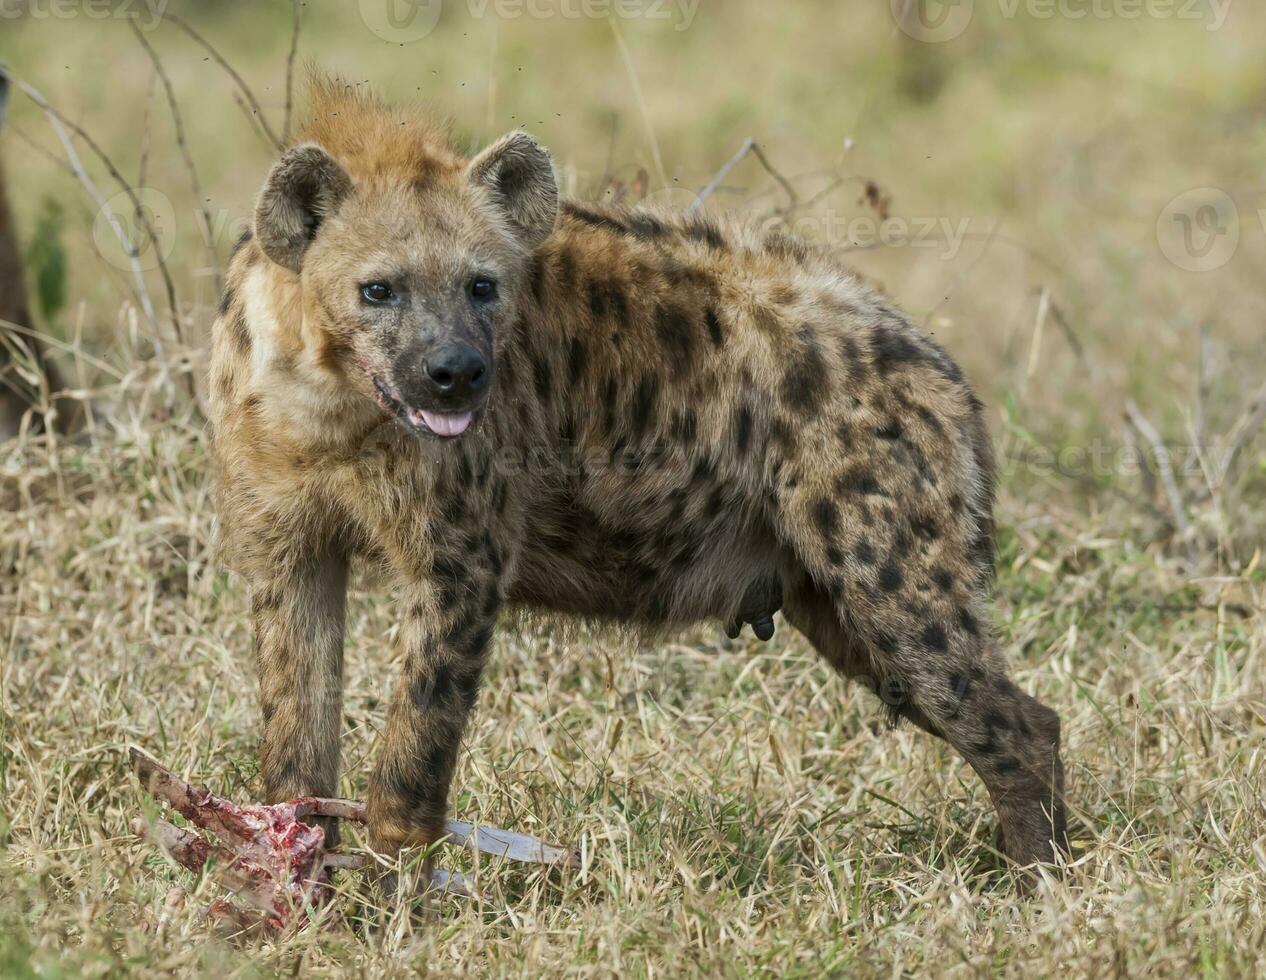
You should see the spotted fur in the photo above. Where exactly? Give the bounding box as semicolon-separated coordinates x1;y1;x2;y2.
210;79;1066;872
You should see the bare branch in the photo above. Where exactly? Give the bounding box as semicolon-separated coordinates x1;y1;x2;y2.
1124;399;1192;547
1220;380;1266;485
9;75;165;343
161;12;283;151
688;137;754;214
129;19;221;293
282;0;303;144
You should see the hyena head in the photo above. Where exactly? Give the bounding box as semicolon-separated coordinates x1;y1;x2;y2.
253;81;558;439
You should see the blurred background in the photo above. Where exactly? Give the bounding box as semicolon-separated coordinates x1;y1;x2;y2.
3;0;1263;553
1;3;1264;972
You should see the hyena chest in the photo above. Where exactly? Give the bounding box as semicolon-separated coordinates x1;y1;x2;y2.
507;457;781;627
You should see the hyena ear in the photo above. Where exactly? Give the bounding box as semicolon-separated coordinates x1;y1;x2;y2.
466;131;559;251
254;142;353;272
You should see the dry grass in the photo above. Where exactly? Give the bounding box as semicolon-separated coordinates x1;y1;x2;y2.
2;1;1266;976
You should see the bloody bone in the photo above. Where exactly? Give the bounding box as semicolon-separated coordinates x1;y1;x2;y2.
129;747;578;932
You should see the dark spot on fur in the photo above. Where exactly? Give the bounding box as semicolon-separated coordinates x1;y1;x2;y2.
218;285;236;317
838;333;861;371
917;404;945;440
734;404;752;454
628;212;668;239
705;307;724;346
764;231;808;264
230;229;253;257
921;623;948;652
554;249;576;292
568;337;588;385
230;311;252;355
856;540;877;565
871;325;926;374
564;202;626;233
531;353;553;404
811;498;839;538
876;419;903;440
684;215;726;249
673;409;697;444
631;375;658;440
588;277;629;324
705;484;727;519
958;607;979;635
527;252;548;305
690;455;715;486
655;305;696;375
836;469;883;496
781;326;830;415
911;516;939;541
878;562;903;593
825;544;843;565
771;284;799;307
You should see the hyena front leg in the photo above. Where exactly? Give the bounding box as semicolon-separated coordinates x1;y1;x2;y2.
367;528;506;855
251;546;348;841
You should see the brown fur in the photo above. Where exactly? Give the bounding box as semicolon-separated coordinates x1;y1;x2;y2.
209;80;1066;873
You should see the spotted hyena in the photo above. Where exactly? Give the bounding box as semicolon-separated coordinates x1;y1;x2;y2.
210;79;1066;876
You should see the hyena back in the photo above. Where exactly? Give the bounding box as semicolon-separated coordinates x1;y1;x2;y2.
209;79;1066;875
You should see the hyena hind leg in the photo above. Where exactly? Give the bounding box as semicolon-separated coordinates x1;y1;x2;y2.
778;549;1068;873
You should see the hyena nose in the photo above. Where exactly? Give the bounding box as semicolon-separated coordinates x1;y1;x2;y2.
425;344;488;400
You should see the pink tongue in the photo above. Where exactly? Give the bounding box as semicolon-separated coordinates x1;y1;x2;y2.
418;409;473;437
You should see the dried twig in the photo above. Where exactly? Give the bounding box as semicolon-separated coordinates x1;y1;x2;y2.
1195;324;1212;451
607;18;667;189
1220;380;1266;485
1125;399;1192;549
688;138;799;217
129;20;221;293
688;138;755;214
10;77;163;340
282;0;302;144
161;12;283;151
136;68;157;189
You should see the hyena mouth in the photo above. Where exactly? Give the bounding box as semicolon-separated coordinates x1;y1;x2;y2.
371;376;474;439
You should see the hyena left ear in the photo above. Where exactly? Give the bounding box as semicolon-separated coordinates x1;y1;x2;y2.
466;131;559;251
254;142;353;273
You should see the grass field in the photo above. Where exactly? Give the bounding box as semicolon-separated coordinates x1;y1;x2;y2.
2;0;1265;975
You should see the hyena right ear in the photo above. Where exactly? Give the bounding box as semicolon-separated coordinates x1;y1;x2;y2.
254;143;353;272
467;131;559;251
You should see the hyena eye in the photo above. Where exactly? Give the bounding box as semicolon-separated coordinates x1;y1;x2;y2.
469;277;497;302
360;282;393;304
